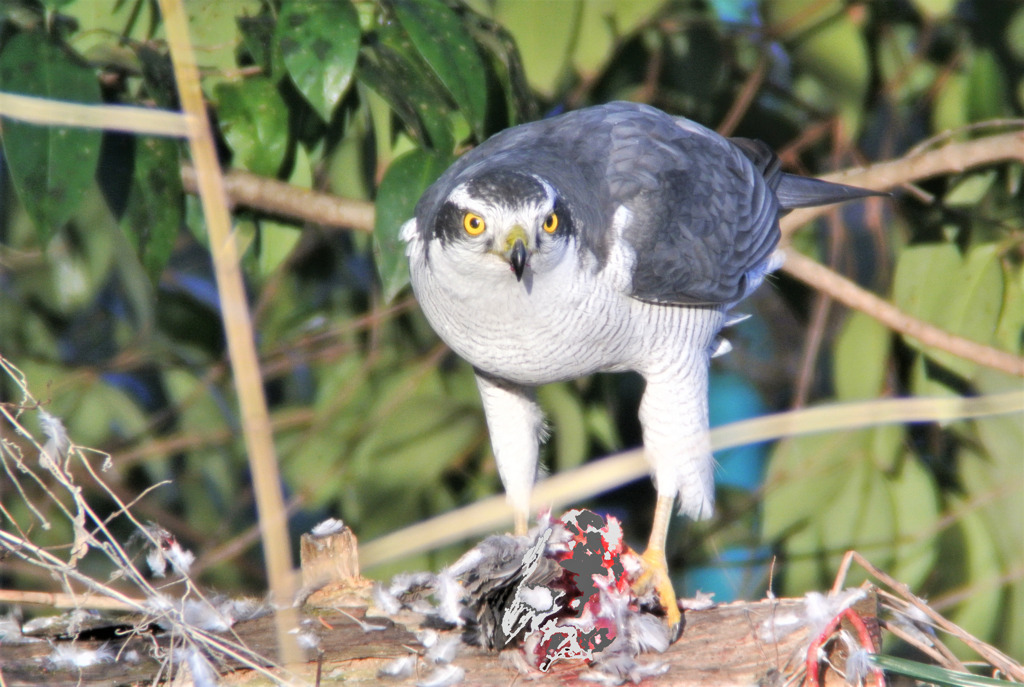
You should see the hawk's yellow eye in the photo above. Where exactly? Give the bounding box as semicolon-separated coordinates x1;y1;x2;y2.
463;212;486;236
543;212;559;233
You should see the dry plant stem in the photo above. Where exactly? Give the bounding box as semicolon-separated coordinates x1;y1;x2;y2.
877;591;968;672
782;250;1024;377
156;0;301;666
839;551;1024;682
181;164;375;232
881;621;962;670
0;588;137;611
0;91;189;137
360;391;1024;568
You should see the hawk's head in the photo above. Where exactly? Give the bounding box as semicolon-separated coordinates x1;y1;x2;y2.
427;169;574;282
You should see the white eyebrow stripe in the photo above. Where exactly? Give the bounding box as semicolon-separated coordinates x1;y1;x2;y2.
446;184;478;209
530;175;559;208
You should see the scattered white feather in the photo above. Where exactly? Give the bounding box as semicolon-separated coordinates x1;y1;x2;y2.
416;628;439;649
290;628;321;650
582;655;668;685
165;542;195;576
679;590;717;611
181;599;232;632
624;612;672;655
373;583;403;615
889;605;937;646
434;569;466;627
146;545;168;578
803;589;865;636
389;571;436;597
217;597;271;623
517;585;557;613
763;589;867;642
709;337;733;358
142;525;194;578
723;312;751;327
46;643;114;668
844;644;874;685
0;614;29;644
144;593;174;617
183;648;218;687
310;518;346;538
38;410;69;470
415;663;464;687
425;634;460;665
378;655;416;678
445;548;485;578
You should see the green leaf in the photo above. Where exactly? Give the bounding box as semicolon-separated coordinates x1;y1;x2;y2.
833;310;891;401
276;0;361;122
357;28;456;152
892;243;1004;378
390;0;489;139
886;455;940;589
492;0;576;98
907;0;958;20
871;654;1017;686
374;149;453;302
461;8;538;125
945;171;998;208
933;72;968;134
572;1;663;79
538;382;588;471
185;0;261;91
120;137;182;279
255;220;301;275
764;0;869;133
215;77;289;176
967;50;1008;123
0;33;102;241
763;427;941;595
238;9;278;77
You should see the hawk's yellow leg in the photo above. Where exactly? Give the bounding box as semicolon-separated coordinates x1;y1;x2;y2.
638;494;681;630
514;509;528;536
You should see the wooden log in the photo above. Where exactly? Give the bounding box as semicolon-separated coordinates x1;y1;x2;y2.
0;594;834;686
0;526;870;685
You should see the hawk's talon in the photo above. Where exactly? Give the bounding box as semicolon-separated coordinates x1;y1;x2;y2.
636;547;682;639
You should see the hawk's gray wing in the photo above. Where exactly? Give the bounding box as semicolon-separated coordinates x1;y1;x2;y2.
414;101;873;306
597;104;781;306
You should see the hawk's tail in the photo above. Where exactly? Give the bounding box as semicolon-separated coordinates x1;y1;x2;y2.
728;136;887;211
775;173;888;211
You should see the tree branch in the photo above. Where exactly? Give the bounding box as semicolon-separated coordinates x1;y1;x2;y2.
781;127;1024;235
779;125;1024;378
180;164;375;232
780;251;1024;377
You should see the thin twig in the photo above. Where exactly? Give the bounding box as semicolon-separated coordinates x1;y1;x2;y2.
717;55;769;137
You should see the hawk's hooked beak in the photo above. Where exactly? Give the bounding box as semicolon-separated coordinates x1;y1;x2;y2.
505;226;529;282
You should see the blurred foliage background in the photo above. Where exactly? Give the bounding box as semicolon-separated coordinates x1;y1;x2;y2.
1;0;1022;661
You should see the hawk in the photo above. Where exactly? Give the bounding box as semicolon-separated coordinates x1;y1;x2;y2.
401;101;877;629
